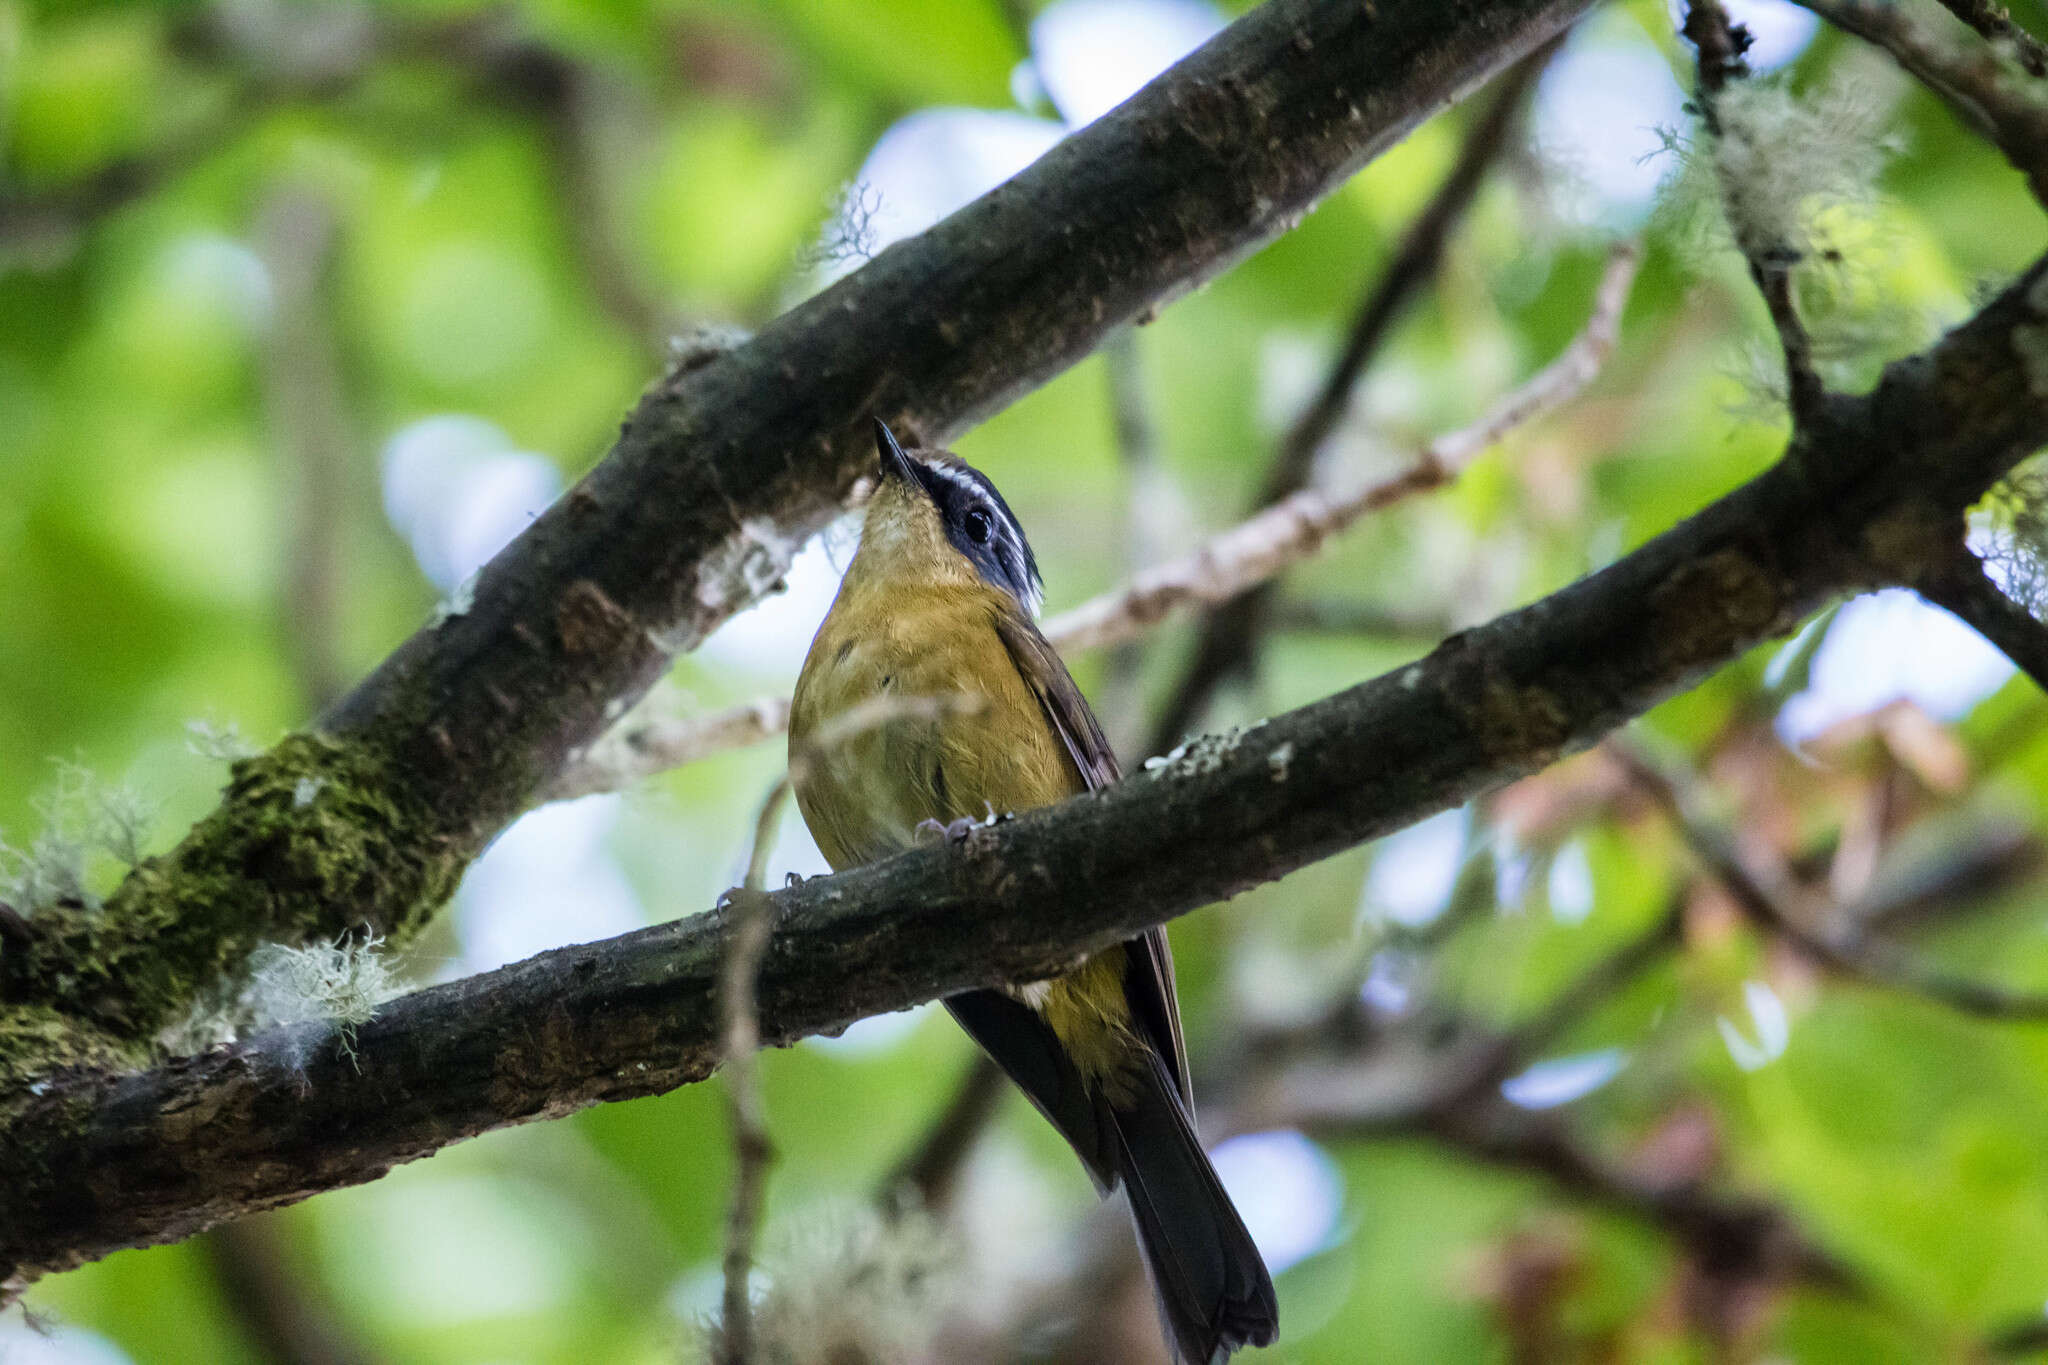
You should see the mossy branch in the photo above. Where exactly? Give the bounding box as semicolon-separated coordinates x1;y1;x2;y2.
0;0;1598;1082
6;254;2048;1295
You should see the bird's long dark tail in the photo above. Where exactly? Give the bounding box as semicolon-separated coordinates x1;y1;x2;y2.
1109;1053;1278;1364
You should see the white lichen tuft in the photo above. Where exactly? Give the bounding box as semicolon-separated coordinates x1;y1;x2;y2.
1267;740;1296;783
1146;726;1248;780
186;717;259;762
694;1203;960;1365
292;776;327;809
246;933;398;1063
1705;77;1899;265
802;180;884;270
428;571;479;628
1656;61;1922;407
0;763;157;915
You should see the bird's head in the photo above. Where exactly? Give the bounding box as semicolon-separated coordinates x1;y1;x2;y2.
860;418;1043;613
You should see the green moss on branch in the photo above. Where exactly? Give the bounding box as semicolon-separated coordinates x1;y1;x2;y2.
0;734;462;1057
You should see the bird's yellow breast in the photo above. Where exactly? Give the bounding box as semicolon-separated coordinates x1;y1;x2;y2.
789;566;1137;1086
790;574;1076;867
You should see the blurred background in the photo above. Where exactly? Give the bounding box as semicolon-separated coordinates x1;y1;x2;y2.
6;0;2048;1359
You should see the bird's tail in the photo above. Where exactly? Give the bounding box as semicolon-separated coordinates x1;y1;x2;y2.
1109;1054;1279;1364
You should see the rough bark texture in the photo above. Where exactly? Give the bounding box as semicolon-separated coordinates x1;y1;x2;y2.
5;258;2045;1288
0;0;1595;1071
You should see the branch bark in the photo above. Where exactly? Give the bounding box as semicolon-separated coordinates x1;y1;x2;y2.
7;252;2047;1293
0;0;1597;1073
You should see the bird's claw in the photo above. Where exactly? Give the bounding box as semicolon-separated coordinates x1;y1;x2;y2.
914;816;980;846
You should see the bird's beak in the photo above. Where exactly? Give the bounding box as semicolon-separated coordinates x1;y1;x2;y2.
873;418;919;485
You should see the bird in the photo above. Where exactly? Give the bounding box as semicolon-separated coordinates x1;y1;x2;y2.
788;417;1278;1363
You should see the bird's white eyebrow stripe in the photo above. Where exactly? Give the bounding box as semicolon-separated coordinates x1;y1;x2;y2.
920;460;990;502
916;454;1045;613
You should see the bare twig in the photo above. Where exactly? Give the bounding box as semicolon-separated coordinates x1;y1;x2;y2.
1418;1103;1859;1292
1098;331;1178;750
714;780;785;1365
1796;0;2048;206
1027;240;1637;653
1146;46;1555;753
256;186;354;713
714;690;987;1359
550;242;1640;799
203;1217;365;1365
1612;739;2048;1020
876;1056;1008;1215
1684;1;1828;422
1932;0;2048;78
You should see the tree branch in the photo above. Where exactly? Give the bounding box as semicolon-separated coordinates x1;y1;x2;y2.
875;1057;1007;1215
0;0;1599;1070
1934;0;2048;78
1917;547;2048;693
1613;739;2048;1020
551;241;1639;798
8;249;2048;1291
1796;0;2048;208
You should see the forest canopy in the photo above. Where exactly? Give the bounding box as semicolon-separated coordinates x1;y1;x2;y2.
6;0;2048;1361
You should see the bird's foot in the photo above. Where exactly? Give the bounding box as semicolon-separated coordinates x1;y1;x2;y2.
913;816;980;846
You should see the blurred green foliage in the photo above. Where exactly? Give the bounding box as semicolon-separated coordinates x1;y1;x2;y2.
7;0;2048;1361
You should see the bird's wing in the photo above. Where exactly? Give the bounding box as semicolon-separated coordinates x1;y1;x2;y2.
990;609;1193;1110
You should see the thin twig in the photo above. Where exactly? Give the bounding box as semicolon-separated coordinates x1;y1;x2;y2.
1044;241;1639;654
1918;548;2048;693
547;697;792;802
1098;330;1178;750
1612;738;2048;1021
715;780;784;1365
203;1217;365;1365
1684;1;1828;422
552;243;1640;799
256;185;354;713
875;1056;1007;1216
1460;894;1687;1099
1146;45;1555;754
1796;0;2048;207
1932;0;2048;78
1270;45;1557;501
713;690;989;1360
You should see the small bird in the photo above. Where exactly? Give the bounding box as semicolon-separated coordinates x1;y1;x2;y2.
789;419;1278;1363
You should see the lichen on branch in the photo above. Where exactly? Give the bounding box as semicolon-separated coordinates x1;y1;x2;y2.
0;733;463;1072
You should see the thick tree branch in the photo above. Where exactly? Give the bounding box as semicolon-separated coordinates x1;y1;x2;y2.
0;0;1598;1069
7;254;2048;1292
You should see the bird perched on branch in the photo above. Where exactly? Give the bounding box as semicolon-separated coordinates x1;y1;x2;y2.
789;418;1278;1363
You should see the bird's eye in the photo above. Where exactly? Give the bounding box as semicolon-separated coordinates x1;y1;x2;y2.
963;506;994;545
